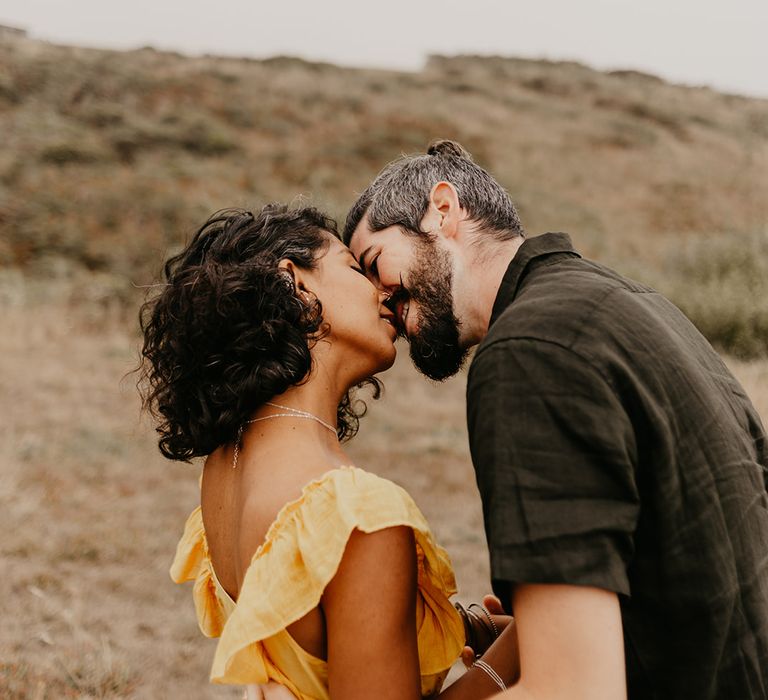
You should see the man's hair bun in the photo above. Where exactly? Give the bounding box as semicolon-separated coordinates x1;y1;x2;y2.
427;139;473;160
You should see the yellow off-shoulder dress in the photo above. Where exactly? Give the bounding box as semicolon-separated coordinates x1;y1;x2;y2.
170;466;465;699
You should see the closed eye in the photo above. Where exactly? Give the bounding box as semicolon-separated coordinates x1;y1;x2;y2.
352;265;366;276
370;254;380;280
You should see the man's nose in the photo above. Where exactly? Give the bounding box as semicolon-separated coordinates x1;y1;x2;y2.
369;277;387;293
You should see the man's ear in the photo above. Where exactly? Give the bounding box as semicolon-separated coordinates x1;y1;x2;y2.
427;181;462;240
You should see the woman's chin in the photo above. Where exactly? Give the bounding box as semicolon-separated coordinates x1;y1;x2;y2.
332;337;397;385
372;343;397;375
382;345;397;371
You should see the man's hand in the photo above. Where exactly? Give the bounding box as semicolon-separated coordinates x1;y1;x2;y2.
483;594;505;616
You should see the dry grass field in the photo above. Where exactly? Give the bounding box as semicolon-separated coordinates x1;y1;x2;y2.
0;285;466;699
1;280;766;699
0;279;481;699
1;31;767;699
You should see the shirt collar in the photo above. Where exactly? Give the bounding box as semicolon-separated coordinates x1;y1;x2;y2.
489;232;581;327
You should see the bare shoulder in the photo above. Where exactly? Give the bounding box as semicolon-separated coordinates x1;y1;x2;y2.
323;526;417;609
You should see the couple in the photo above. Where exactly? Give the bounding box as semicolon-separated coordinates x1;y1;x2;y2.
140;141;768;699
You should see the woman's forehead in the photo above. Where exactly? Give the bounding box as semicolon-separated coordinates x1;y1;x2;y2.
325;234;351;255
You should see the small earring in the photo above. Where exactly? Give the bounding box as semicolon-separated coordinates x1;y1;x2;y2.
279;270;296;291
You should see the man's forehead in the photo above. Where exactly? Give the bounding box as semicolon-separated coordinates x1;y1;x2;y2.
348;218;375;258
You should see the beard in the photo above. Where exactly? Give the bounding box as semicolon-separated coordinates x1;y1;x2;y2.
405;241;469;381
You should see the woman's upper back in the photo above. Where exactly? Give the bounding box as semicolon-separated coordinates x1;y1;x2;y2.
198;440;354;660
171;465;464;698
198;439;345;602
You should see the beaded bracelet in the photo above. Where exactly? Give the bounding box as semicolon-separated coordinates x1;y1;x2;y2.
454;602;500;651
469;602;500;641
454;602;477;649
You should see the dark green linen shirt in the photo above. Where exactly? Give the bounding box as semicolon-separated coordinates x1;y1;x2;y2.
467;233;768;699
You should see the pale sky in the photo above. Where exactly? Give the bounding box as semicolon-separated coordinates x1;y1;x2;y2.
2;0;767;98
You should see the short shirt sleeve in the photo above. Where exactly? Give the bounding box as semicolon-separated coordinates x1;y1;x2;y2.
467;338;640;602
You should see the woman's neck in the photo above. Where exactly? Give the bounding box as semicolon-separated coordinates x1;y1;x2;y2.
275;347;350;422
241;376;346;470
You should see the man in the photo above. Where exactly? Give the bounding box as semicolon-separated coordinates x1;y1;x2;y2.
343;140;768;699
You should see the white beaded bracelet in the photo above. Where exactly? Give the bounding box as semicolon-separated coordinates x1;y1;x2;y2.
472;658;507;691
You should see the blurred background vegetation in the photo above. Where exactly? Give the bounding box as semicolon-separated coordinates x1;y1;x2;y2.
2;34;767;356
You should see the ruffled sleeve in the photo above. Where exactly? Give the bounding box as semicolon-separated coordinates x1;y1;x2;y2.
170;506;229;637
204;466;464;688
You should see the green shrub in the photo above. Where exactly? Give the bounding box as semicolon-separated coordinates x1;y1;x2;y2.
39;143;107;165
0;73;19;103
629;232;768;358
176;117;238;155
108;113;239;161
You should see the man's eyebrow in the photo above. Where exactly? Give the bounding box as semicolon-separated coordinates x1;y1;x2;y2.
358;246;374;274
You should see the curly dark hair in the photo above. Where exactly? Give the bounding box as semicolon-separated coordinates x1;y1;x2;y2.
138;204;381;462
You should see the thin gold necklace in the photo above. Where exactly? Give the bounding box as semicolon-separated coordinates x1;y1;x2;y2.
232;401;337;468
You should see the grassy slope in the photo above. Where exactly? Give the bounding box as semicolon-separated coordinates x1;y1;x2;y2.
2;38;767;278
2;36;767;356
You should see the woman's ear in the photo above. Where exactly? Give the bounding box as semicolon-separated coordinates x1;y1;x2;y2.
278;259;312;302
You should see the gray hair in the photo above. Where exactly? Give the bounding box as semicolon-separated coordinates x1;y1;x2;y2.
342;140;524;244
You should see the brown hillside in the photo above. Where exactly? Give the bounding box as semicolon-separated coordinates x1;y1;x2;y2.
2;37;766;277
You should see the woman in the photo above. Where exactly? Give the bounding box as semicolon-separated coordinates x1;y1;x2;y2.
139;205;519;699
